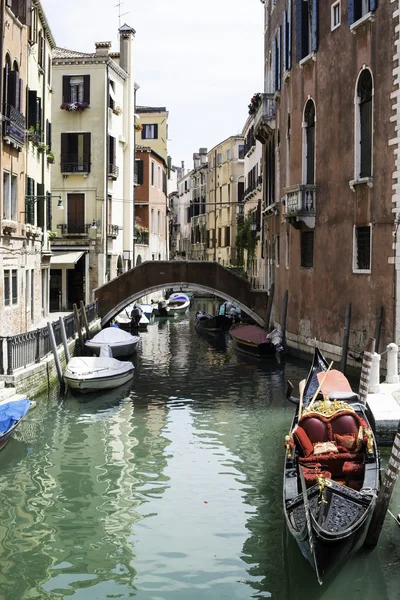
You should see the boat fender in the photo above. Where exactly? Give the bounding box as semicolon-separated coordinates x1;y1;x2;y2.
28;400;37;410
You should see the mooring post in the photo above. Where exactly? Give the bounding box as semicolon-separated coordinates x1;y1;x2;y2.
364;421;400;548
47;321;64;387
80;300;91;340
264;282;275;331
358;337;375;406
368;353;381;394
385;343;399;384
73;303;84;353
59;317;70;363
340;303;352;375
281;289;288;347
374;306;384;353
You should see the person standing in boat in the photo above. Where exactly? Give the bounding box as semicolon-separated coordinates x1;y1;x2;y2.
130;304;142;334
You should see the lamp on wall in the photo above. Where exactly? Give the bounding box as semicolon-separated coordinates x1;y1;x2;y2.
91;219;100;229
25;194;64;210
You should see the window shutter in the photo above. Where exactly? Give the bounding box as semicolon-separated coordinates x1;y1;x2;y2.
18;77;23;113
369;0;377;11
28;90;37;127
288;0;292;69
277;26;281;91
136;160;144;185
46;120;52;150
348;0;355;25
154;124;158;139
62;76;70;103
312;0;318;53
295;0;304;62
47;191;52;232
283;11;287;74
8;70;18;108
37;183;45;229
25;177;35;225
83;132;91;172
83;75;90;104
61;132;68;171
3;64;9;106
273;36;277;91
37;96;42;132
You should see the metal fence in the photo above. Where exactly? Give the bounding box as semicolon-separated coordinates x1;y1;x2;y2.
0;301;98;376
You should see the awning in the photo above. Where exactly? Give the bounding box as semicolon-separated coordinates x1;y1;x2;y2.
50;251;85;269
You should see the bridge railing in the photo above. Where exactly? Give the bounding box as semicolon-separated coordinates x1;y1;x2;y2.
0;301;98;375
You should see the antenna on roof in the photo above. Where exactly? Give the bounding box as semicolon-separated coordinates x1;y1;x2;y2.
115;0;129;27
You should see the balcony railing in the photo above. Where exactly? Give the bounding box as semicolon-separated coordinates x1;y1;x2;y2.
61;154;91;173
3;104;25;147
253;93;276;142
244;175;263;200
57;223;92;235
284;184;316;229
135;231;149;245
108;164;119;179
107;224;120;238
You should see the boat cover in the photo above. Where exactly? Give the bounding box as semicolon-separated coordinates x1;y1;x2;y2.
90;327;139;344
230;324;270;344
168;294;190;303
0;399;30;433
65;357;134;376
317;370;353;396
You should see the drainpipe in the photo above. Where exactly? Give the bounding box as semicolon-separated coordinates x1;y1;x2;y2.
105;62;109;281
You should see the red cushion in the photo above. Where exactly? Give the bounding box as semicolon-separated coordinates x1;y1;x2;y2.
293;426;314;457
331;414;359;436
343;461;364;479
334;433;358;452
300;453;363;477
301;417;329;443
302;466;331;488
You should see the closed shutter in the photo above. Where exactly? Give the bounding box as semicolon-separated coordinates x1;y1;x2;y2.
283;12;287;74
17;0;31;25
369;0;378;11
136;160;144;184
8;70;18;108
273;36;277;91
154;124;158;139
47;191;52;231
62;76;70;103
25;177;35;225
3;63;9;106
348;0;355;25
61;133;69;170
277;26;281;91
296;0;304;62
360;99;372;177
46;120;52;150
83;132;91;172
37;183;45;229
67;194;85;233
18;77;23;113
312;0;319;53
83;75;90;104
288;0;292;69
28;90;37;128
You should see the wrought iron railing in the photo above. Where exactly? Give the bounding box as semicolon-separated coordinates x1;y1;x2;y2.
0;301;98;375
3;104;25;146
61;153;91;173
107;224;120;237
57;223;92;235
108;164;119;178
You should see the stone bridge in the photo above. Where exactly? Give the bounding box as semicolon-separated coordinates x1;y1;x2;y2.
94;261;269;327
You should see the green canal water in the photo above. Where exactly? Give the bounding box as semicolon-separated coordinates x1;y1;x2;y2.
0;299;399;600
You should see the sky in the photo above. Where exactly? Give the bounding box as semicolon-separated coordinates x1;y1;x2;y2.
41;0;264;170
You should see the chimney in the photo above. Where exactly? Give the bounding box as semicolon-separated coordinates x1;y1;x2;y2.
119;23;136;75
199;147;208;165
95;41;112;57
181;161;185;171
193;153;200;169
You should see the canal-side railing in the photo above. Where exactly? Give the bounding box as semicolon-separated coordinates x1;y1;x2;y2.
0;301;98;375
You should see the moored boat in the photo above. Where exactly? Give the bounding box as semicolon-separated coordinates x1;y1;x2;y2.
64;354;134;393
85;327;140;357
115;307;149;331
283;348;380;584
0;399;31;451
229;323;283;357
195;311;232;334
166;293;190;316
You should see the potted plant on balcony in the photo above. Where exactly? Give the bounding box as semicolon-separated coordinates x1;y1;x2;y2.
60;102;90;112
27;124;41;146
113;106;123;116
135;122;143;132
46;151;55;164
37;142;48;154
248;93;262;116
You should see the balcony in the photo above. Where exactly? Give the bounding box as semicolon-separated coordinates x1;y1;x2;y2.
253;94;276;142
108;164;119;180
107;224;120;238
244;175;263;201
284;184;316;229
57;223;91;236
3;104;25;149
61;154;91;174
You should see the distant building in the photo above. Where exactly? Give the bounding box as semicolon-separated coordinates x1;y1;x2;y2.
135;106;168;164
190;149;208;260
50;25;135;310
175;164;192;259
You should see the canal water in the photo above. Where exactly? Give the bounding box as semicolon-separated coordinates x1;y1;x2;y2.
0;298;399;600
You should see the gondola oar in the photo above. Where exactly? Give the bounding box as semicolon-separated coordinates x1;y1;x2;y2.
298;379;306;421
298;463;322;585
308;361;334;410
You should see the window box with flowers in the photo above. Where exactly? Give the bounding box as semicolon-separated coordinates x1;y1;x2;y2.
60;102;90;112
113;106;123;116
135;122;143;132
47;151;55;164
27;125;41;146
248;93;262;116
37;143;48;154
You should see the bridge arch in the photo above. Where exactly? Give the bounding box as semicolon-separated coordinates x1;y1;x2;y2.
94;261;269;327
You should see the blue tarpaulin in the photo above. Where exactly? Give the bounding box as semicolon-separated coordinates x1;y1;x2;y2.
0;399;30;434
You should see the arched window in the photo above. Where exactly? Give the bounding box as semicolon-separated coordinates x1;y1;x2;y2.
303;99;316;185
117;255;123;276
136;255;142;266
357;69;373;178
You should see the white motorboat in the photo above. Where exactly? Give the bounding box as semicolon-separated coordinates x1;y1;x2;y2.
85;326;140;357
115;307;149;331
166;293;190;316
64;353;134;393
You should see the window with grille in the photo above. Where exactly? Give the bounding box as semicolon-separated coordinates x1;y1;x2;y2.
300;231;314;268
357;70;372;178
354;226;371;271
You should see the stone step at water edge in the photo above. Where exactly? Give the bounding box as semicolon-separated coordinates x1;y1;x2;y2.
0;380;5;389
0;387;18;403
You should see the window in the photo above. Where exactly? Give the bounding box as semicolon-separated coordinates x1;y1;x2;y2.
238;144;245;159
226;226;231;247
38;32;45;69
283;5;292;72
219;187;222;204
61;133;91;173
157;211;160;234
285;229;290;268
217;153;222;165
349;0;375;25
142;124;158;140
227;149;231;161
275;235;280;266
158;166;161;189
296;0;318;62
151;209;154;233
135;159;144;185
356;69;373;179
354;226;371;271
151;161;155;186
304;99;316;184
47;56;51;86
228;183;231;204
273;28;281;91
300;231;314;268
67;193;85;233
4;269;18;306
3;171;17;220
331;2;340;29
62;75;90;105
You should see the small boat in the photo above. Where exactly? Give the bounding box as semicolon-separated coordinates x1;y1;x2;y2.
229;323;283;357
115;307;149;331
166;293;191;316
152;299;169;317
0;398;31;451
137;303;154;320
85;327;140;357
64;346;134;393
195;311;232;334
283;348;380;584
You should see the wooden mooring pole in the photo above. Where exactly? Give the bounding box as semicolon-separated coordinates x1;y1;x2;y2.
374;305;384;353
340;303;351;375
59;316;70;363
47;321;64;388
73;303;84;353
264;282;275;331
80;300;91;340
364;421;400;548
281;289;288;347
358;337;375;406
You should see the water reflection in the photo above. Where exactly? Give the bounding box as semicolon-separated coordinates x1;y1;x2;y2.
0;300;398;599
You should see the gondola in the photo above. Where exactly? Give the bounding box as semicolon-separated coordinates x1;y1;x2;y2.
229;323;284;358
195;311;232;334
283;348;380;584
